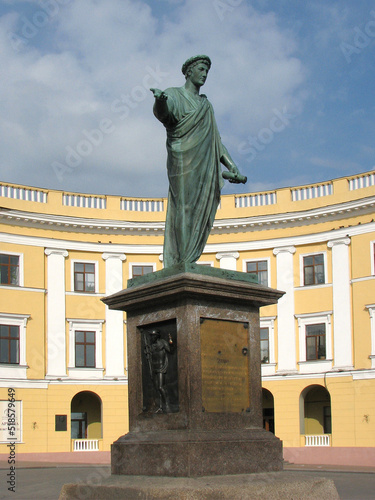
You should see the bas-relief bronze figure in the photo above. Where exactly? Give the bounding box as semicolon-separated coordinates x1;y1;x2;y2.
151;55;247;268
143;328;175;413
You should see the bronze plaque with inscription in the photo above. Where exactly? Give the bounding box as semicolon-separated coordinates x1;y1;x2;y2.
200;318;250;413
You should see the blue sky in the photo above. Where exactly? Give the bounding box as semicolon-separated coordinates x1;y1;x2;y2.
0;0;374;197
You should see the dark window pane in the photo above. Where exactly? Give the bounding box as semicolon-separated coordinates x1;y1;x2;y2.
74;263;84;272
85;264;95;273
0;339;9;363
132;265;153;277
246;262;256;272
10;267;19;285
86;332;95;343
75;345;85;367
85;274;95;291
304;256;313;266
71;420;80;439
258;261;267;271
0;255;8;264
323;406;331;434
315;264;325;284
75;331;84;343
0;267;9;285
86;346;95;367
260;328;269;340
10;340;19;363
74;274;84;291
315;254;324;264
304;267;313;285
10;326;19;338
71;412;86;420
260;340;269;363
306;324;325;336
10;256;19;265
306;336;316;360
258;270;268;286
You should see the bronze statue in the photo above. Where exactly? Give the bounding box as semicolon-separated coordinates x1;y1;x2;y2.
151;55;246;268
144;329;174;413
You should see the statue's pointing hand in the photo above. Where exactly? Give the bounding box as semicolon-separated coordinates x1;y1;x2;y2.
150;88;167;101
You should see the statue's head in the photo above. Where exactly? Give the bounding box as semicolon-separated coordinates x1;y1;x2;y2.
182;55;211;80
149;329;161;341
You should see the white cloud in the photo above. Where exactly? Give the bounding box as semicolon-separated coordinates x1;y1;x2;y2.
0;0;307;196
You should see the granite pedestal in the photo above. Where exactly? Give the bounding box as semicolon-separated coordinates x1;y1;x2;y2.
102;264;285;477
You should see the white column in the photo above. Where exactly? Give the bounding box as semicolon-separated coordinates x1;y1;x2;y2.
102;253;126;378
216;252;239;271
328;237;353;369
273;246;297;373
45;248;68;378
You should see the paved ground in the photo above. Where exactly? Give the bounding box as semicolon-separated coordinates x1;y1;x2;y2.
0;462;374;499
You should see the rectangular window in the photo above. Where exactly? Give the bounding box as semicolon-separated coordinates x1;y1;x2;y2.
0;255;19;286
0;325;19;364
246;260;268;286
306;323;326;360
303;254;325;285
132;265;154;278
74;263;95;292
260;327;269;364
75;331;95;368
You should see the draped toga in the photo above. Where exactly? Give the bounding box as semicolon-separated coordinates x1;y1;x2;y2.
154;86;225;268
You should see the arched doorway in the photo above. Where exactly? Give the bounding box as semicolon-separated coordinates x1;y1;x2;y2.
300;385;331;446
262;388;275;434
71;391;102;450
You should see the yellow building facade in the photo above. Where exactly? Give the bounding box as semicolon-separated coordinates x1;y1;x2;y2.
0;170;374;465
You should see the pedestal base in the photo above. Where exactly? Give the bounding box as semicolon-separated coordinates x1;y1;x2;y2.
112;429;282;477
59;471;340;500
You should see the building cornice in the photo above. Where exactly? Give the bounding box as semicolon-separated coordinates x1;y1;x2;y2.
0;195;374;235
1;222;375;255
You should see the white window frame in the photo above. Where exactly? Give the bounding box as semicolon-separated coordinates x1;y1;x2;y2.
260;316;276;376
0;313;29;379
296;312;333;373
299;251;328;287
243;257;271;287
67;319;104;379
129;262;156;279
70;260;99;294
0;251;24;287
366;304;375;368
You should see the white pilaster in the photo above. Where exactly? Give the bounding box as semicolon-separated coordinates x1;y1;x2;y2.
45;248;68;378
216;252;239;271
328;237;353;369
273;246;297;373
102;253;126;378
